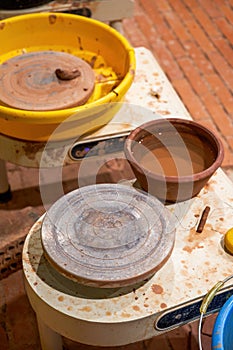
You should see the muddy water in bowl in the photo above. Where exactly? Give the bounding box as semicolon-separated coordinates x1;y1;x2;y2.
124;118;224;203
137;133;216;177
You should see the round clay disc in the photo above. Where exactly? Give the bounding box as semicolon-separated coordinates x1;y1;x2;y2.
41;184;175;288
0;51;95;111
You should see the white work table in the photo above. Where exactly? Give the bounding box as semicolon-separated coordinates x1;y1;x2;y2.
21;48;233;349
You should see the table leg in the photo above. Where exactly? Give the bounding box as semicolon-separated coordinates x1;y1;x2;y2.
110;20;124;34
0;159;12;202
37;315;63;350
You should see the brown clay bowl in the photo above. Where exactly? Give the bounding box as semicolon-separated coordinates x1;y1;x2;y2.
124;118;224;203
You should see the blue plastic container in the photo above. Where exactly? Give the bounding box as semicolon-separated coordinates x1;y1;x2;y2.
212;295;233;350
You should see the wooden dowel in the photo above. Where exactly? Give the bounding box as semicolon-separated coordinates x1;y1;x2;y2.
196;206;210;233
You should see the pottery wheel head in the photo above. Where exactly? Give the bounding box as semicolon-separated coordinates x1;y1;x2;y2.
0;51;95;111
41;184;176;288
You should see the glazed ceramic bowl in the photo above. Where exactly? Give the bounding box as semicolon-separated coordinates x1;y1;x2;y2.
124;118;224;203
0;12;135;141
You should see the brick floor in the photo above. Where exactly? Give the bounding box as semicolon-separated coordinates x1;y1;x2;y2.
0;0;233;349
123;0;233;169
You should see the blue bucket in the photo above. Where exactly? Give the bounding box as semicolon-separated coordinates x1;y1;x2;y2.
212;295;233;350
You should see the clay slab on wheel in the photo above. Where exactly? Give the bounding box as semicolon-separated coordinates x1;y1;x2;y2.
0;51;95;111
41;184;175;288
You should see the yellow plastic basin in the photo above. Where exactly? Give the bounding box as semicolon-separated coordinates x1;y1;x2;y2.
0;13;135;141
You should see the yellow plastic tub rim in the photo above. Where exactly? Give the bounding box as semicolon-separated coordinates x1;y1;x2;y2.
0;12;135;141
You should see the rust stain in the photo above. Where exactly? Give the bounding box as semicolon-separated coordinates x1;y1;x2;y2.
67;306;73;311
160;303;167;309
144;304;149;307
48;14;57;25
105;311;112;316
58;296;64;302
151;284;164;294
0;22;5;30
132;305;140;312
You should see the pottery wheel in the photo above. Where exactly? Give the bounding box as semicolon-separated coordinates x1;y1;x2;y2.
41;184;175;288
0;51;95;111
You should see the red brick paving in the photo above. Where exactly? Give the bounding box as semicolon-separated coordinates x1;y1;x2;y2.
123;0;233;168
0;0;233;349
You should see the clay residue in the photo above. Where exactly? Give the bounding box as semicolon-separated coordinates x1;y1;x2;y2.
77;36;83;50
48;14;57;25
157;110;170;115
185;282;193;289
183;225;216;253
130;68;135;76
121;312;131;318
90;55;97;68
0;22;5;30
22;142;45;160
150;88;160;99
79;306;92;312
183;246;193;253
151;284;164;294
132;305;140;312
183;243;204;254
160;303;167;309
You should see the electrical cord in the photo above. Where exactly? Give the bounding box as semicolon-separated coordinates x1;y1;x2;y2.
198;274;233;350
